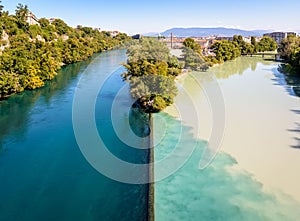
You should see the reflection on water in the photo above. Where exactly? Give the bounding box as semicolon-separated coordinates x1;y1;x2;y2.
0;59;92;153
208;56;273;80
129;104;150;137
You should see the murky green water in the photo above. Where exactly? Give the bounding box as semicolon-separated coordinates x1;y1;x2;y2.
154;57;300;220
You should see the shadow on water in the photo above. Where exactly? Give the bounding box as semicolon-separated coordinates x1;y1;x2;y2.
0;57;94;154
155;112;300;221
289;110;300;149
129;103;150;138
271;67;300;149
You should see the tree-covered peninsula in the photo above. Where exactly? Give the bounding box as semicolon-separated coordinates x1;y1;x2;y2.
122;38;182;113
0;2;130;99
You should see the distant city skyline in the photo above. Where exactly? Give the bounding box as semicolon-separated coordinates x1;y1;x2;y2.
2;0;300;35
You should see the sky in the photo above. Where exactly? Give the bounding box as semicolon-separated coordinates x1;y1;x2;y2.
2;0;300;35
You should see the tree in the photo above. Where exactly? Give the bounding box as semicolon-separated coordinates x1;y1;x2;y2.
122;38;181;112
183;37;202;54
52;19;70;35
233;35;244;45
233;35;254;54
278;35;300;61
210;40;241;63
182;47;209;71
15;3;28;21
15;3;29;30
122;38;174;79
0;1;4;16
0;2;130;99
278;35;300;71
251;36;258;52
257;36;277;52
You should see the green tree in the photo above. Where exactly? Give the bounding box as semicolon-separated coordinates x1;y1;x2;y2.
52;19;70;35
182;47;209;71
233;35;254;54
210;40;241;63
257;36;277;52
183;37;202;54
251;36;258;52
122;38;181;112
278;35;300;62
0;1;4;16
15;3;28;20
0;2;130;99
278;35;300;72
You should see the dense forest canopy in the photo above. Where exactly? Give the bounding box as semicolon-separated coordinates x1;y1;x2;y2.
122;38;181;113
0;2;130;99
278;34;300;74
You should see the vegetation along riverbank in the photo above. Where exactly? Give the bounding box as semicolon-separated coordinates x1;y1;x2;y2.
0;2;130;99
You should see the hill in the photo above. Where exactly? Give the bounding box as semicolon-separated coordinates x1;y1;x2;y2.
146;27;268;37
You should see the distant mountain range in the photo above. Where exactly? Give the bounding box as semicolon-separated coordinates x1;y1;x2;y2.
144;27;269;37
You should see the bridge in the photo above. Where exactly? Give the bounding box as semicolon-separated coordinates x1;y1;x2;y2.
242;52;281;61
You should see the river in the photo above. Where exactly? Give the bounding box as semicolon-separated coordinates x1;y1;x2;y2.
154;56;300;220
0;50;148;221
1;50;300;221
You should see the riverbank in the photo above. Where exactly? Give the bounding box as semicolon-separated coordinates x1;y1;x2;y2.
164;56;300;203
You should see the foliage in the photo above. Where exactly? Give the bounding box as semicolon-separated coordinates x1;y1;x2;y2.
210;40;241;63
209;35;276;64
0;1;3;16
182;47;209;71
233;35;255;54
122;38;181;113
182;38;209;71
278;35;300;73
122;38;181;79
251;36;257;53
183;38;202;54
256;36;277;52
0;3;130;99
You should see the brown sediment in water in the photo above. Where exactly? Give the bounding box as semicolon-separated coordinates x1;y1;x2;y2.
164;58;300;202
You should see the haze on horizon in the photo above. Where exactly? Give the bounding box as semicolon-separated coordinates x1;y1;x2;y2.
2;0;300;35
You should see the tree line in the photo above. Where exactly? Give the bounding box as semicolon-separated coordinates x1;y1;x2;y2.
208;35;277;64
179;35;277;70
278;34;300;74
0;2;130;99
122;38;181;113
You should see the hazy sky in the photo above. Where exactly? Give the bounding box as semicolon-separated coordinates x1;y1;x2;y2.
2;0;300;34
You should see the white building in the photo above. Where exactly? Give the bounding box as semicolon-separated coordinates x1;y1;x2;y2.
26;11;39;26
263;32;296;44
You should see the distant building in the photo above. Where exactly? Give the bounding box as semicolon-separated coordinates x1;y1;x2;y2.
263;32;296;44
215;36;234;41
108;30;120;37
132;34;142;40
48;18;56;24
26;11;39;26
242;36;251;44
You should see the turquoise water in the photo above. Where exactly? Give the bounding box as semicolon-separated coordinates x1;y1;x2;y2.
154;57;300;221
0;50;148;221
